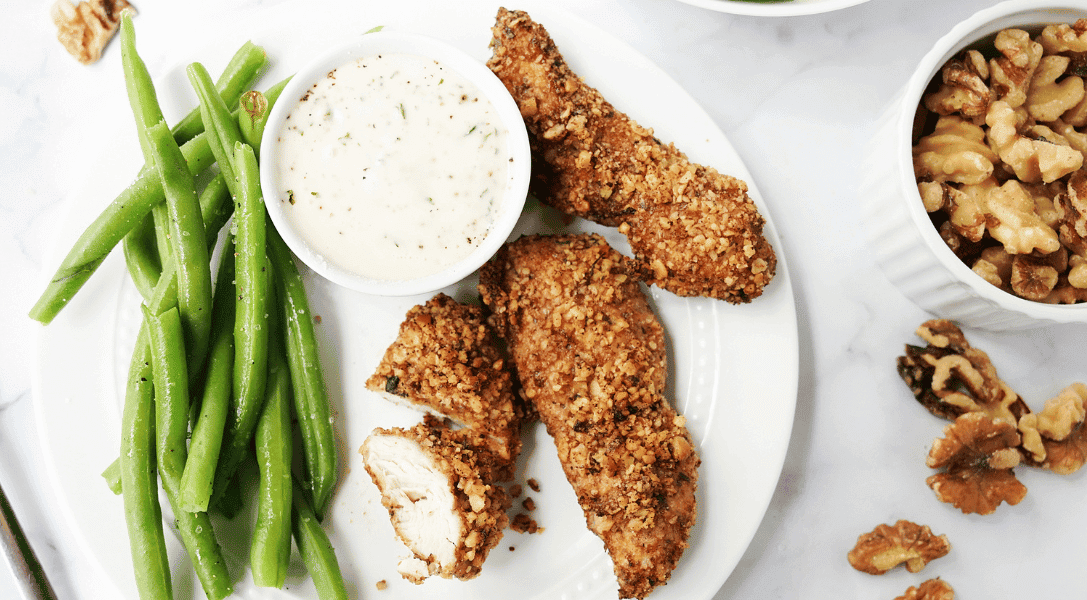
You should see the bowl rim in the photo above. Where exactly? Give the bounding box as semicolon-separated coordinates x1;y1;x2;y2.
897;0;1087;320
259;29;531;297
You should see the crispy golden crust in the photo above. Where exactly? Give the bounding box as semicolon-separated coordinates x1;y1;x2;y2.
366;293;521;473
487;8;776;303
362;420;512;582
478;233;699;600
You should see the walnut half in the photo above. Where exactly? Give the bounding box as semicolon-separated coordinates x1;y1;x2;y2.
895;578;956;600
50;0;134;65
926;412;1028;515
846;519;951;575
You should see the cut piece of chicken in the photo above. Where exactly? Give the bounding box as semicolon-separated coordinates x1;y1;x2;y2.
366;293;522;475
478;233;700;600
486;8;776;303
360;420;511;584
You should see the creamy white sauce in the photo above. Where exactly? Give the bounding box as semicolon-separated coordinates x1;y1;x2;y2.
275;52;510;281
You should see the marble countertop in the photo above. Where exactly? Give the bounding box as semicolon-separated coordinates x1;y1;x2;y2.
3;0;1086;599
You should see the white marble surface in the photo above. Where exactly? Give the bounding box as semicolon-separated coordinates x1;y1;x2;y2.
3;0;1086;599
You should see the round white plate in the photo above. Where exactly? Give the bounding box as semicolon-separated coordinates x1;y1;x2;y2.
33;1;798;599
674;0;870;17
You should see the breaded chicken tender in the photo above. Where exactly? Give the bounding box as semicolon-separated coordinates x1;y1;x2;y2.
487;8;776;303
361;419;512;584
366;293;521;474
478;233;700;600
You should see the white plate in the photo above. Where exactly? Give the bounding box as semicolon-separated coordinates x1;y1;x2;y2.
674;0;870;17
32;1;798;599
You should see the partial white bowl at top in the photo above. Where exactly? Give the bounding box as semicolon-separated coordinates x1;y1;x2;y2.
260;30;531;297
672;0;870;17
860;0;1087;330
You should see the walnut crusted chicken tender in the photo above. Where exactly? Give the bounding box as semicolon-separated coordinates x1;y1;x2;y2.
486;8;776;303
478;233;700;600
365;293;521;472
360;420;512;584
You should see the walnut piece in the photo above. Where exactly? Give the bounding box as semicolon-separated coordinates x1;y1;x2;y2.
896;319;1029;423
990;29;1044;109
846;520;951;575
1040;19;1087;54
1010;250;1067;300
1026;55;1085;122
924;50;992;119
985;180;1063;254
926;412;1027;515
986;100;1082;184
895;578;956;600
914;116;997;185
50;0;134;65
1019;383;1087;474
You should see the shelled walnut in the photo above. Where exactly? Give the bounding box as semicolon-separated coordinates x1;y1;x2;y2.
914;20;1087;303
847;520;951;575
897;319;1087;513
895;578;956;600
926;412;1028;515
50;0;133;64
896;319;1029;423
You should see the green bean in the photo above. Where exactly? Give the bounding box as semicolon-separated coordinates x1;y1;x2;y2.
145;305;233;600
27;134;213;325
172;41;267;145
122;211;161;302
268;224;337;518
28;52;269;325
145;121;213;376
291;476;348;600
144;305;189;483
251;304;292;588
210;141;269;503
120;13;165;162
238;76;290;159
187;62;246;197
178;238;235;513
119;327;172;600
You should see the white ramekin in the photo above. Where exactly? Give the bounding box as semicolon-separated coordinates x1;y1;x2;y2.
260;30;531;297
860;0;1087;330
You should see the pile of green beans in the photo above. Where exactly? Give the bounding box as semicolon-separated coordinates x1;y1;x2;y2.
34;12;345;600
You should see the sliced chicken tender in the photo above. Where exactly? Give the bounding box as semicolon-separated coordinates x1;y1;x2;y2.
361;420;511;584
478;233;700;600
366;293;521;474
486;8;776;303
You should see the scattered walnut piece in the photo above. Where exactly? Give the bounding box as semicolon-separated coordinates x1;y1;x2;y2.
527;478;541;493
896;319;1029;423
895;578;956;600
926;412;1027;515
50;0;134;65
1020;383;1087;474
375;580;388;591
846;520;951;575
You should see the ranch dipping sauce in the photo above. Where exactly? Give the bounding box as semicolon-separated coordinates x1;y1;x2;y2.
274;52;511;282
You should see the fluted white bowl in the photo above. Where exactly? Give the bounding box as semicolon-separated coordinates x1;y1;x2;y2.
860;0;1087;330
